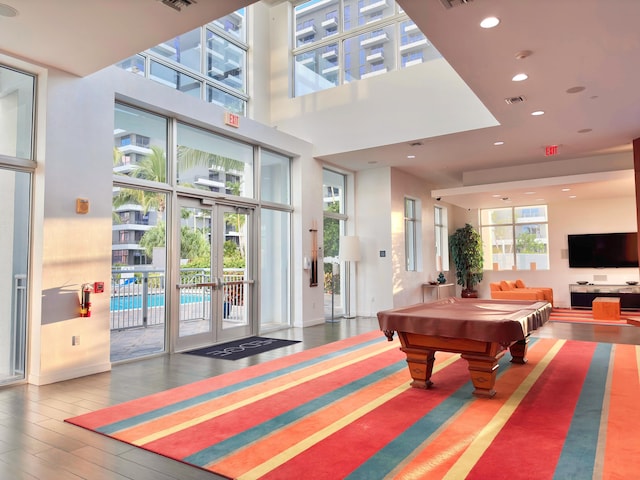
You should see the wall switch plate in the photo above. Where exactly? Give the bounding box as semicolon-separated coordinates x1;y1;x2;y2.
72;336;80;346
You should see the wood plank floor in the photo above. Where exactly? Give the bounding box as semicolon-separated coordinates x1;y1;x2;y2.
1;316;639;479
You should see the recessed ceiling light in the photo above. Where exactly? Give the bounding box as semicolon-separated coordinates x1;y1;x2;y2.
531;110;545;116
407;155;415;159
493;141;504;146
492;194;502;198
367;160;377;164
0;3;18;17
569;195;577;199
480;16;500;28
561;188;570;192
512;73;528;82
525;191;536;195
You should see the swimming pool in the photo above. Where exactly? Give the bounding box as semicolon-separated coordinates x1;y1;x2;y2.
110;293;209;311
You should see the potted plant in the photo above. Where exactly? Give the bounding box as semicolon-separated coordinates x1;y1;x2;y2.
449;223;484;298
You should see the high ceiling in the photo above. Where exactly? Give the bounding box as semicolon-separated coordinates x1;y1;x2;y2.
1;0;639;208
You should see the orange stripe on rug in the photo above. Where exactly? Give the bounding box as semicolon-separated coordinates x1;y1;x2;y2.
601;344;640;478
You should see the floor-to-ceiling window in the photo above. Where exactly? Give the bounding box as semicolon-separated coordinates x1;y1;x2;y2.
323;168;348;320
260;149;292;330
0;65;35;385
112;105;170;362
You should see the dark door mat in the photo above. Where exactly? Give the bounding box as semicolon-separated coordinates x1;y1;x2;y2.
182;336;301;360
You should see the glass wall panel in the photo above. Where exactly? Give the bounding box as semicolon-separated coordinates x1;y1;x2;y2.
113;104;169;182
150;28;202;72
206;30;246;93
115;55;146;76
343;0;395;31
260;150;291;205
207;86;246;115
0;66;34;159
399;19;428;67
324;216;344;319
211;9;246;42
149;60;202;98
294;0;339;45
176;123;254;198
294;42;340;96
260;208;290;329
322;169;345;214
344;24;396;82
0;168;30;385
111;186;167;362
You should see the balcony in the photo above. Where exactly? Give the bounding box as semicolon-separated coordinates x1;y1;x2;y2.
366;51;384;62
322;49;338;60
360;0;388;15
360;32;389;48
117;144;153;156
321;65;339;75
322;17;338;29
399;38;429;53
362;68;387;79
295;25;316;38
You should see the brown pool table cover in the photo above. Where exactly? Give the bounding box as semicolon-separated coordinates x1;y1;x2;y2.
377;297;551;345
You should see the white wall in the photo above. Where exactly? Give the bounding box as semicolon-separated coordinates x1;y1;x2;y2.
355;167;444;314
355;168;393;316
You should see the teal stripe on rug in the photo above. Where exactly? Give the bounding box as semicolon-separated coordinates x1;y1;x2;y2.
185;360;408;467
97;335;387;435
552;342;611;479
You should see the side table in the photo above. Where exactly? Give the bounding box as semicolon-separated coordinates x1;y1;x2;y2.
422;283;455;303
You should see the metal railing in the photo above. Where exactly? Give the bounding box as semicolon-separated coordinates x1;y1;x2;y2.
111;267;245;331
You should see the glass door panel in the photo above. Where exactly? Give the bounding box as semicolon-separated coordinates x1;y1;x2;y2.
175;198;252;351
219;207;253;340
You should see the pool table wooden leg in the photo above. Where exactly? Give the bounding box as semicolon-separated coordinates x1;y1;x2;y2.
401;347;436;389
509;337;529;364
461;350;505;398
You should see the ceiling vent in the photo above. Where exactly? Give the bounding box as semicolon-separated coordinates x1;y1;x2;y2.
505;96;526;105
440;0;473;8
159;0;196;11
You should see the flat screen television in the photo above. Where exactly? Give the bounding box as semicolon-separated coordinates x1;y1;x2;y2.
568;232;639;268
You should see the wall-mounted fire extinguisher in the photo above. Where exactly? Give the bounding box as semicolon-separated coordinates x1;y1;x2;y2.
80;283;93;317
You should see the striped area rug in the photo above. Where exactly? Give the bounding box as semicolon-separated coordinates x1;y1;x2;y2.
66;331;640;479
550;307;640;326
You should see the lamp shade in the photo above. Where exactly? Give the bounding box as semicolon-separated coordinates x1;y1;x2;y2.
340;236;361;262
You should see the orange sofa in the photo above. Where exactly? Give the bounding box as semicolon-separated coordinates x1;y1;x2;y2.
489;280;554;306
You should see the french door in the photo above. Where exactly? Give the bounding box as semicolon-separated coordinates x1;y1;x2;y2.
174;197;254;351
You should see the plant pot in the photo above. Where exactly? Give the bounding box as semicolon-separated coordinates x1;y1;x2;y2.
461;289;478;298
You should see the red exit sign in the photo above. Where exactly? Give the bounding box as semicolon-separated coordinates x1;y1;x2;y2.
545;145;559;156
224;111;240;128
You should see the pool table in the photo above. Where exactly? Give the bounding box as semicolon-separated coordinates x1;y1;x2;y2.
377;297;551;398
